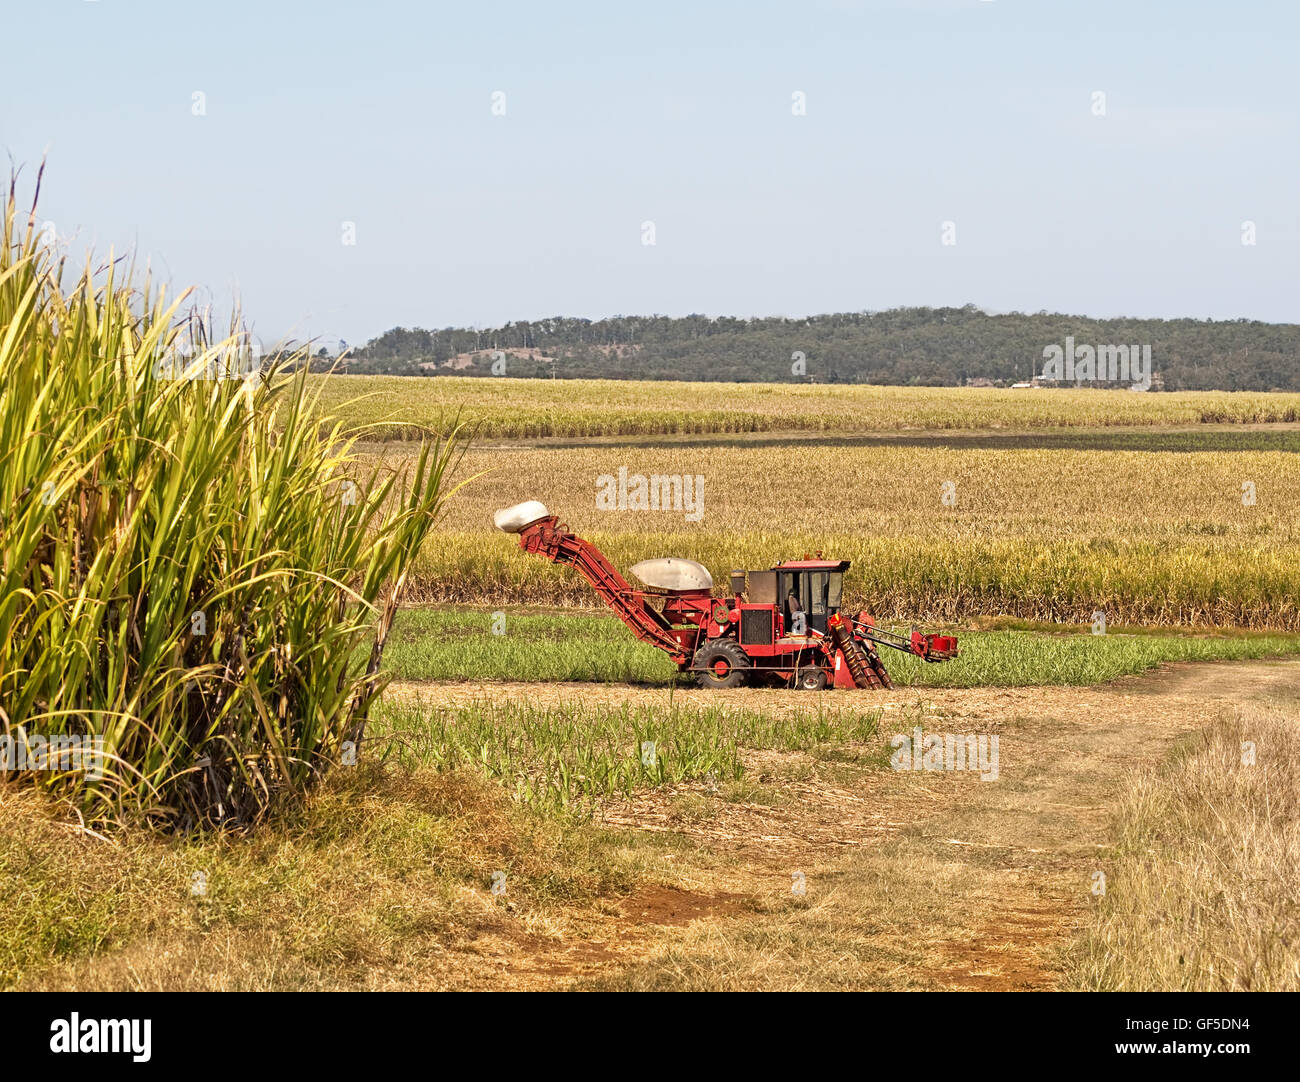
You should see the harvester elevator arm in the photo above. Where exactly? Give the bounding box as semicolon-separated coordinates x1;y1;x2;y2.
514;516;688;660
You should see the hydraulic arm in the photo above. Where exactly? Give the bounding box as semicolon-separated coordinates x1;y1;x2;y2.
514;515;689;661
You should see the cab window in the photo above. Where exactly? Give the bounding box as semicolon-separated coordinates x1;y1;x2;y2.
809;571;828;616
827;572;843;611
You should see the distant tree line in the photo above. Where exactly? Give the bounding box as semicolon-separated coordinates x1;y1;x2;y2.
340;306;1300;391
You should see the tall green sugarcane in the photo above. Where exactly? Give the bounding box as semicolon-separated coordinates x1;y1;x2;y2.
0;170;469;829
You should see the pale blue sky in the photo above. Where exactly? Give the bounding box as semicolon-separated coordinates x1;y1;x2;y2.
3;0;1297;345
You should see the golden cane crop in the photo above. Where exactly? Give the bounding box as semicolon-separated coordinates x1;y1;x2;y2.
315;373;1300;440
357;439;1300;629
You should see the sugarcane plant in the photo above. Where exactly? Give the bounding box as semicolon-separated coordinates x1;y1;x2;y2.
0;169;469;829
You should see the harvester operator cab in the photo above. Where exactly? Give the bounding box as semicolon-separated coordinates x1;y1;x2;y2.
774;560;847;636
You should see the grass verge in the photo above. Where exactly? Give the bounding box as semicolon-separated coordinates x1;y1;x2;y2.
0;769;651;990
1;692;886;988
1063;700;1300;991
369;698;885;811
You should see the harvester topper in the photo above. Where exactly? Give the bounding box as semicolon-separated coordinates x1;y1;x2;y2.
493;501;957;690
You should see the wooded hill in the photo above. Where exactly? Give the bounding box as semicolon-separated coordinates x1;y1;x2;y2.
340;306;1300;391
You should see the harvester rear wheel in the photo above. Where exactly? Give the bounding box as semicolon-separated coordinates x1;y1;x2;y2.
694;640;749;689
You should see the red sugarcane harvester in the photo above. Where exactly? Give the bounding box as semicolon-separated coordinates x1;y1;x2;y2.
494;502;956;690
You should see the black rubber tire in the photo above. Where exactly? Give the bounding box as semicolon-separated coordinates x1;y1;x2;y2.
694;640;750;689
796;667;828;691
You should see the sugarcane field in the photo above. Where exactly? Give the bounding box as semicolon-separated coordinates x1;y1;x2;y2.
2;0;1296;1061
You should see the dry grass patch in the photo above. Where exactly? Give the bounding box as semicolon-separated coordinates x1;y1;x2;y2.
1065;700;1300;991
0;769;660;991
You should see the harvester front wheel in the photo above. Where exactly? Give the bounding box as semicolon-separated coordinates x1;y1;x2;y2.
695;640;750;689
796;667;828;691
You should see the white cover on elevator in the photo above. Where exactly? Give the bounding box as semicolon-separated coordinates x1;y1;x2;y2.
629;558;713;592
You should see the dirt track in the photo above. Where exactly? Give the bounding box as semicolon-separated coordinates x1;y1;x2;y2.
391;659;1300;989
